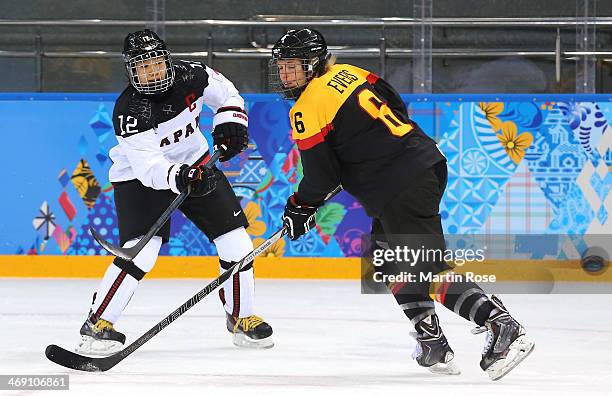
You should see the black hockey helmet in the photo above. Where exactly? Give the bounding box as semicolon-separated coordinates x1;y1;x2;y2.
122;29;175;94
269;28;330;99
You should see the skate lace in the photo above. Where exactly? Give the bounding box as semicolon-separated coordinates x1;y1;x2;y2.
409;331;423;360
234;315;264;332
471;325;493;355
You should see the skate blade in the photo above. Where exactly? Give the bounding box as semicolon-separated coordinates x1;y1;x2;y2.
487;335;535;381
232;333;274;349
75;335;124;357
427;352;461;375
428;360;461;375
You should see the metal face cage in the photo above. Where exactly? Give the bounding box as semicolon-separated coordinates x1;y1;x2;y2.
269;57;317;100
125;49;175;94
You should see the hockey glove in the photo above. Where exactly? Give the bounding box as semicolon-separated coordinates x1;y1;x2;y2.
175;164;219;197
212;107;249;162
283;194;318;241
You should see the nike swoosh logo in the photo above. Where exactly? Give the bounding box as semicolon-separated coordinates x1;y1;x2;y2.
233;211;241;217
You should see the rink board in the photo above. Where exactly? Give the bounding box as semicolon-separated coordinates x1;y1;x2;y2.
3;93;612;288
0;255;611;283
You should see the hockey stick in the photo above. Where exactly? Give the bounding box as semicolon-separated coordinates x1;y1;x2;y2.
90;148;224;261
46;226;286;372
45;185;342;372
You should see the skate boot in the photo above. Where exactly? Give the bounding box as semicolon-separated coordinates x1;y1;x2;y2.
75;314;126;356
410;314;461;375
226;313;274;349
472;295;535;381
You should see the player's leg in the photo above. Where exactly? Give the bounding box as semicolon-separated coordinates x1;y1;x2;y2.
372;217;459;374
78;237;162;355
180;169;273;348
428;270;534;379
426;267;537;380
77;180;174;356
214;227;273;348
381;161;533;379
374;162;461;373
425;162;533;379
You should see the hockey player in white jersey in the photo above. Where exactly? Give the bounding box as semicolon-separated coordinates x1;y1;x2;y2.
76;29;273;355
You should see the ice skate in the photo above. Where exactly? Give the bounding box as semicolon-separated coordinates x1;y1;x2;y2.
75;315;126;356
472;295;535;381
227;313;274;349
411;314;461;375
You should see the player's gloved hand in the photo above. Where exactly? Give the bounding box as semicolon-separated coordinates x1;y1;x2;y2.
212;107;249;162
175;164;219;197
283;194;318;241
212;122;249;162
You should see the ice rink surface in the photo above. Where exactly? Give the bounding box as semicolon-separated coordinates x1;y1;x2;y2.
1;278;611;396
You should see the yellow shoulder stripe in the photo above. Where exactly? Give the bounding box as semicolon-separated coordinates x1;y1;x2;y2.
290;64;367;143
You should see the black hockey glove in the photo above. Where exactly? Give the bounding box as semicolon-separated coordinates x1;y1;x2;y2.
175;164;219;197
213;122;249;162
283;194;318;241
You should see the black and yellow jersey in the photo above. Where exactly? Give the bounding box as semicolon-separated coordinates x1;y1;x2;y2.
289;63;445;216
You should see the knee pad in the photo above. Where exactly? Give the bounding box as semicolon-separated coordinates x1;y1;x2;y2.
219;259;253;272
214;227;254;272
113;236;162;280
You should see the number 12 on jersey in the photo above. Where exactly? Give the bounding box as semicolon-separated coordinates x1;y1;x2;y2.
117;115;138;136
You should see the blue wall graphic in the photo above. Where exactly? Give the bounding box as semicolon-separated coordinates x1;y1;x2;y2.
2;93;612;259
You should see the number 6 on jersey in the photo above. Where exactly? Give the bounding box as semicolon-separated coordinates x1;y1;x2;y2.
357;88;413;137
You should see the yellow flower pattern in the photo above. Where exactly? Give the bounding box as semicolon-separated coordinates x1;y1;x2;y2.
244;200;286;257
480;102;533;164
244;201;266;237
479;102;504;132
253;237;286;258
497;121;533;164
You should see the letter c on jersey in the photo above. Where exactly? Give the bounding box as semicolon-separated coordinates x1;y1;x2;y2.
185;92;197;112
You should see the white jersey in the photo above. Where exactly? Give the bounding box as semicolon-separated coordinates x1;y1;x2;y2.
109;60;248;193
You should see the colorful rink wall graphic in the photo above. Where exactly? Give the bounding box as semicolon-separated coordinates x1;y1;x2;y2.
2;93;612;261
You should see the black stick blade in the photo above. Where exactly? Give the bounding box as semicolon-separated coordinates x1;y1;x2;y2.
45;344;109;372
90;227;136;261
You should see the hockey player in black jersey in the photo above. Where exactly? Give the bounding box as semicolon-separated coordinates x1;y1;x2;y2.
77;29;273;356
270;28;534;380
